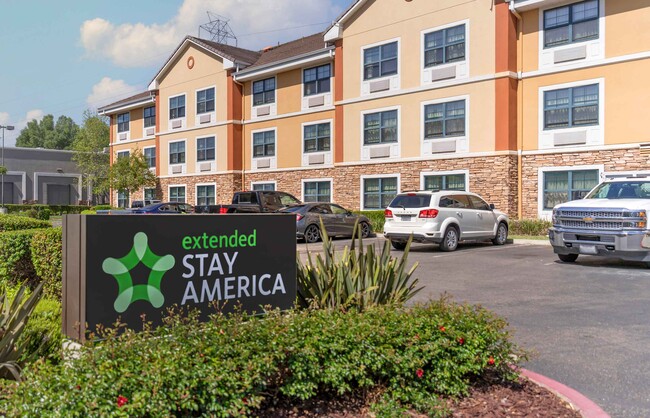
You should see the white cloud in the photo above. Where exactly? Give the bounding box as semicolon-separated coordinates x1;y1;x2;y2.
80;0;341;68
86;77;142;110
0;109;45;148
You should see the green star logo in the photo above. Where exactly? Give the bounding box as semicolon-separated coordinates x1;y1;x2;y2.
102;232;175;313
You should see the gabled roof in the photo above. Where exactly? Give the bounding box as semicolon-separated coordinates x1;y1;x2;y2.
98;90;155;115
324;0;368;41
248;33;327;69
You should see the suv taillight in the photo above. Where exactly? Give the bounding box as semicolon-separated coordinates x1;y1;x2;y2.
419;209;439;218
384;209;393;218
219;207;228;214
296;214;304;221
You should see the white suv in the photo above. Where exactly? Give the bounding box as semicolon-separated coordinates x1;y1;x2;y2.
383;190;509;251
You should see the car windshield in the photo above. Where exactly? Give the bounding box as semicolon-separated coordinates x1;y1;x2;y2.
389;194;431;208
585;181;650;199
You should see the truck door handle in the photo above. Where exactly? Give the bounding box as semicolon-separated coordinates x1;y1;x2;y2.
456;212;462;217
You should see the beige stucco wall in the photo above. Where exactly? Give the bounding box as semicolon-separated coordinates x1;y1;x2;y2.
339;0;496;100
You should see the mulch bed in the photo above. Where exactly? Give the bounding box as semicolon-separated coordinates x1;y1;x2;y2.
258;377;581;417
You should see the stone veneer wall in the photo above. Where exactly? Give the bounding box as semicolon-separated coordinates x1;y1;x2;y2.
157;173;242;205
521;147;647;219
244;155;519;217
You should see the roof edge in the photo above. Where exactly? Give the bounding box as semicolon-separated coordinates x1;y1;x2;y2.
324;0;369;41
235;47;334;81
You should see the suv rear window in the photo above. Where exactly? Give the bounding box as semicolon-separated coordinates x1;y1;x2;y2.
389;194;431;208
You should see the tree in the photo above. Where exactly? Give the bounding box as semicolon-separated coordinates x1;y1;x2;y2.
16;114;78;150
72;111;110;198
108;148;157;196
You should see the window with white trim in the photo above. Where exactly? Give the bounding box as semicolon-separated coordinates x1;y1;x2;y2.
363;177;397;209
304;64;331;96
169;96;185;119
544;0;599;48
423;174;466;191
116;150;130;159
424;24;466;67
197;137;215;161
252;183;275;191
144;106;155;128
304;181;331;202
424;100;465;139
363;42;398;80
544;84;598;129
117;113;129;133
144;188;156;201
117;190;129;208
304;123;330;153
144;147;156;169
197;185;215;206
196;88;215;114
543;169;599;209
364;110;398;145
169;142;185;164
253;78;275;105
253;131;275;157
169;186;186;203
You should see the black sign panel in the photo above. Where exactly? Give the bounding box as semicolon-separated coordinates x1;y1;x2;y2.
83;214;296;332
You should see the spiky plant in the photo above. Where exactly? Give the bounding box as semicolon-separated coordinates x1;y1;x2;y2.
0;283;44;380
297;220;421;311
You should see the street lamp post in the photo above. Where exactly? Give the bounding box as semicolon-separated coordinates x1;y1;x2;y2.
0;125;15;214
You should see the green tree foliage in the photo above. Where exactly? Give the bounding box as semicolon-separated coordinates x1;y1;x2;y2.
109;148;157;195
72;110;110;196
15;115;78;150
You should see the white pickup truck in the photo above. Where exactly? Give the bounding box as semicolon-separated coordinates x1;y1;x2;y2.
549;175;650;266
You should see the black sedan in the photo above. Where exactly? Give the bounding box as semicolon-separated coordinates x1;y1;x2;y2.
131;202;194;214
280;203;372;243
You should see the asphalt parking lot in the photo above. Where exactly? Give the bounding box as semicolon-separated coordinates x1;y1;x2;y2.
298;236;650;418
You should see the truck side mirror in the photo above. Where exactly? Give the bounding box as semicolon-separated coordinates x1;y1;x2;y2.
489;203;495;210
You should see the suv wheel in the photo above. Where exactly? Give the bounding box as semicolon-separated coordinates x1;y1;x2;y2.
390;240;407;251
440;226;459;252
492;222;508;245
558;253;578;263
305;225;321;243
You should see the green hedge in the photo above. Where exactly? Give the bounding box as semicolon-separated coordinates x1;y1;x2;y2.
509;218;551;236
0;216;51;232
2;204;91;216
31;228;62;300
1;301;525;417
0;229;47;288
353;210;385;233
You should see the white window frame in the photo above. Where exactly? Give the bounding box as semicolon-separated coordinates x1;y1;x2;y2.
360;173;401;210
251;76;277;119
420;169;470;191
168;93;187;131
251;127;277;171
195;135;216;173
142;105;156;137
360;106;401;161
538;0;605;70
251;181;277;191
420;19;470;85
116;112;131;141
538;78;604;150
116;150;130;159
195;85;216;126
420;95;470;156
195;182;217;206
301;119;333;167
168;139;187;175
143;146;156;172
168;184;187;203
301;178;334;203
360;37;401;96
537;164;603;219
301;63;333;111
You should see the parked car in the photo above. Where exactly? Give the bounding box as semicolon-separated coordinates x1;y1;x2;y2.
279;202;372;243
383;190;509;251
194;191;301;214
130;202;194;214
131;199;161;208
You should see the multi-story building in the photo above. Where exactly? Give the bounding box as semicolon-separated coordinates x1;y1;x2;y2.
99;0;650;219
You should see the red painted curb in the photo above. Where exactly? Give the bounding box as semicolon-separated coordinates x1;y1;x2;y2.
521;368;610;418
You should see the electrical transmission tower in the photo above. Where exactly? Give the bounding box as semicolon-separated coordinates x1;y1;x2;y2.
199;12;237;46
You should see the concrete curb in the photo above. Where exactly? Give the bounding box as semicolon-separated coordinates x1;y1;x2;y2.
521;368;610;418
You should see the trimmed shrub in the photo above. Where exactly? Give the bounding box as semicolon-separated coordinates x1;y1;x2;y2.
91;205;112;211
18;295;62;365
354;210;385;233
80;209;96;214
2;301;526;417
2;204;89;215
0;216;50;232
35;208;51;221
509;218;551;236
0;229;47;288
30;228;62;300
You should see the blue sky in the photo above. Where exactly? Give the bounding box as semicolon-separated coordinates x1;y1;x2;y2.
0;0;350;147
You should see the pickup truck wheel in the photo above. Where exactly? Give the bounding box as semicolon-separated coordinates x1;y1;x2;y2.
305;225;321;243
391;240;407;250
360;222;371;238
440;226;459;252
558;253;578;263
492;222;508;245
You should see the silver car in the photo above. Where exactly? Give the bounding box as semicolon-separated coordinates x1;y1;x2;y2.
383;190;509;251
280;203;372;243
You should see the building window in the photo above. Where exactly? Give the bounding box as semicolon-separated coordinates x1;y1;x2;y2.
424;100;465;139
144;188;156;201
169;186;186;203
197;88;215;114
252;183;275;191
543;169;599;210
117;190;129;208
197;185;215;206
253;78;275;106
423;174;466;191
144;106;155;128
363;177;397;209
363;41;398;80
144;147;156;169
197;137;215;161
116;150;130;159
304;64;331;96
544;84;598;129
424;24;465;67
253;131;275;157
169;142;185;164
304;181;331;202
304;123;330;153
544;0;599;48
117;113;129;133
364;110;398;145
169;95;185;119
